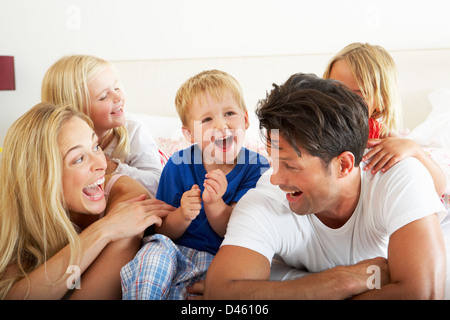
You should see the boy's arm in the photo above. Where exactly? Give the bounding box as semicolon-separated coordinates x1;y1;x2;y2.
203;200;235;237
202;169;233;237
155;185;202;240
155;208;193;240
363;138;447;196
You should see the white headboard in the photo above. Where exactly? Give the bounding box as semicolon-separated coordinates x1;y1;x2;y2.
113;48;450;131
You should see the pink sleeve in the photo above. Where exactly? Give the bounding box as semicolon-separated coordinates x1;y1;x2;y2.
99;174;126;219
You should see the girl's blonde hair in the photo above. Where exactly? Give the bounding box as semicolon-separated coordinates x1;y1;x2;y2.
323;43;402;136
175;69;247;126
41;55;129;161
0;103;89;299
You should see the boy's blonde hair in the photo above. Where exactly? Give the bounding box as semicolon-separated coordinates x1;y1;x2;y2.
0;103;89;299
41;55;129;161
175;69;247;126
323;43;402;136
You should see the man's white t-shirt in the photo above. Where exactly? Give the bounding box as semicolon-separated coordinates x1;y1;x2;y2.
222;157;447;273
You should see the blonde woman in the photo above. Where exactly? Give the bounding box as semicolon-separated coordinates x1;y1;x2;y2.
324;43;446;196
0;103;174;299
42;55;162;196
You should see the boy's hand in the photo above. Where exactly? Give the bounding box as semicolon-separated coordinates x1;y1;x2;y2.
203;169;228;204
180;185;202;221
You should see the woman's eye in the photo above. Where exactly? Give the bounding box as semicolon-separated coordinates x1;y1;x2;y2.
93;143;102;152
73;155;84;164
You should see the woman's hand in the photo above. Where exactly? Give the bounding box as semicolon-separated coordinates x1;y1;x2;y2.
101;194;175;242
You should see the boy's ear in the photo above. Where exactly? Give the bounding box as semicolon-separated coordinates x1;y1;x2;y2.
182;126;195;143
244;111;250;130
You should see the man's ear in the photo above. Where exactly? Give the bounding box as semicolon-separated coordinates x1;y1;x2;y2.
182;126;195;143
336;151;355;178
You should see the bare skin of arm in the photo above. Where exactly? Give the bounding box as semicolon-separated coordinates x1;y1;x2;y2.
156;169;234;239
69;175;152;299
6;177;173;300
353;214;446;299
204;245;389;300
204;213;444;300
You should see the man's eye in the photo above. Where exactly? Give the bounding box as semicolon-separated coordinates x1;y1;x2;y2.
284;163;299;171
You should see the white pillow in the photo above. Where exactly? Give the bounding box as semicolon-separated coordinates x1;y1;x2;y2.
408;88;450;149
126;112;183;140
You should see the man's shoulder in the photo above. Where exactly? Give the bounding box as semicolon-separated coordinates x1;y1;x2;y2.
388;157;424;171
362;157;427;185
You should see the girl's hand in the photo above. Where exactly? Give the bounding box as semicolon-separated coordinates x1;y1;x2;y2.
203;169;227;204
363;138;419;174
101;194;175;242
180;185;202;221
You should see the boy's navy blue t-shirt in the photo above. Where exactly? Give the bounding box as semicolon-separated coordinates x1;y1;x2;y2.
155;144;270;255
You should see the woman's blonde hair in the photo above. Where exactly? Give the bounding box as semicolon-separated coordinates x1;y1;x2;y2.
323;43;402;136
175;69;247;126
41;55;129;161
0;102;89;299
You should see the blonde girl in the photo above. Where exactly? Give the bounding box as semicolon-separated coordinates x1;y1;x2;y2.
0;103;173;299
323;42;402;138
324;42;446;196
42;55;162;196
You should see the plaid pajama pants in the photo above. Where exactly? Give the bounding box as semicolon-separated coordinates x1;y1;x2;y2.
120;234;214;300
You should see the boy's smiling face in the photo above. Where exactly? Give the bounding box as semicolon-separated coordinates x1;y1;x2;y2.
183;91;249;170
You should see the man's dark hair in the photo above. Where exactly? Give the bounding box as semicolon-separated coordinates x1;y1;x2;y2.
256;73;369;167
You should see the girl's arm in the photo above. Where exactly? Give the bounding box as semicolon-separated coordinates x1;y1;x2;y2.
363;138;447;196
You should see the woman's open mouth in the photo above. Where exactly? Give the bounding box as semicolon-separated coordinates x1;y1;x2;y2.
82;176;105;201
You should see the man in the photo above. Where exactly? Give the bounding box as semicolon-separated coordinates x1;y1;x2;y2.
204;73;447;299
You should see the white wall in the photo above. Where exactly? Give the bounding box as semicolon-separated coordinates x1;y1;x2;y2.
1;0;450;146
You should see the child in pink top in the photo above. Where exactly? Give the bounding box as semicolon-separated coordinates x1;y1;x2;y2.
324;42;446;196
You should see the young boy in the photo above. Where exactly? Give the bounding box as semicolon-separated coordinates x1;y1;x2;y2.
120;70;270;300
